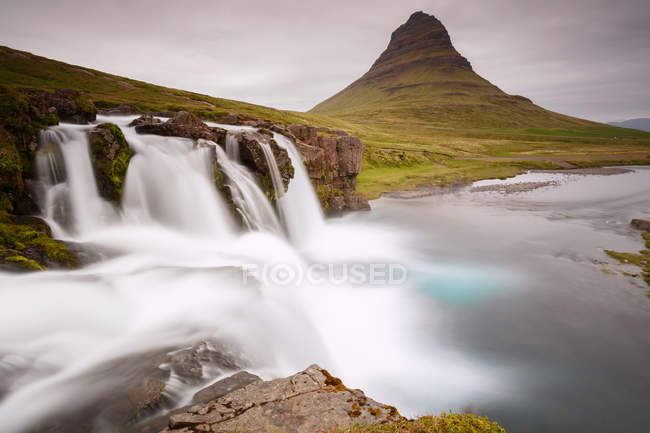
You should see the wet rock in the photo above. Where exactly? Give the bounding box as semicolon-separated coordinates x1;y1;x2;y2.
160;365;401;433
134;111;226;145
99;104;137;116
30;341;243;433
234;130;294;195
631;219;650;231
193;371;261;403
129;113;162;127
286;125;369;214
88;123;133;203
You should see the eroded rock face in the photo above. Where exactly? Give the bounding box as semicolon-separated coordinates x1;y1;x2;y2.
234;130;294;195
286;125;369;213
134;111;226;145
160;365;401;433
88;123;133;203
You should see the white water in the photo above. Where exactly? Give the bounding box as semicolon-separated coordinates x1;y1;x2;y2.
36;127;118;237
211;140;282;233
0;116;502;433
274;132;324;245
225;133;240;162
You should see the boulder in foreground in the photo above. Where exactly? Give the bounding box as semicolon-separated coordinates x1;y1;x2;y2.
160;364;401;433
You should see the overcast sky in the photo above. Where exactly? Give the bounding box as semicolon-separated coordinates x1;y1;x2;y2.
1;0;648;122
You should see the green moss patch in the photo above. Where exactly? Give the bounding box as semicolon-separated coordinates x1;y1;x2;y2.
605;250;647;267
0;222;78;270
604;235;650;291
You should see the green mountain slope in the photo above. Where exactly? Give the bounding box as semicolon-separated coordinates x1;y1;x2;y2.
0;45;342;129
310;11;596;129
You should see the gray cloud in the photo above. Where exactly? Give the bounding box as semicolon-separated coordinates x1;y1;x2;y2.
1;0;648;121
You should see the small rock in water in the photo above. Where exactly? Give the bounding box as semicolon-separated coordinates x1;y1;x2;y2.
631;218;650;231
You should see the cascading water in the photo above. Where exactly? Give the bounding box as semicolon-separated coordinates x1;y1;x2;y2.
225;133;240;162
0;115;498;433
273;132;324;244
35;126;118;237
118;129;235;239
210;139;282;233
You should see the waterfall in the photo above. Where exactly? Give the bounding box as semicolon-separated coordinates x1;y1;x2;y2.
0;116;457;433
33;117;324;244
225;133;240;162
273;133;324;244
35;126;118;237
119;131;235;239
258;141;286;200
211;141;282;234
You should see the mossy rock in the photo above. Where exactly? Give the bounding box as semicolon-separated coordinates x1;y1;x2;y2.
89;123;133;203
0;221;78;271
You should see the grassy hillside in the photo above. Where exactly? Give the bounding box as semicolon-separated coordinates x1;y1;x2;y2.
0;46;342;129
1;44;649;200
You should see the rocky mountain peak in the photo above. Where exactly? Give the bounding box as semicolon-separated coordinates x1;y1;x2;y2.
389;11;451;50
369;11;471;72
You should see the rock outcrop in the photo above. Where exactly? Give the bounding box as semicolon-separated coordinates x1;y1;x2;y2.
192;371;261;404
133;111;226;145
129;113;162;128
88;123;133;203
285;125;369;213
233;129;294;195
159;365;401;433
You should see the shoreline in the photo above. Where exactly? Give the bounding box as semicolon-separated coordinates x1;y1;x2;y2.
375;165;637;200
